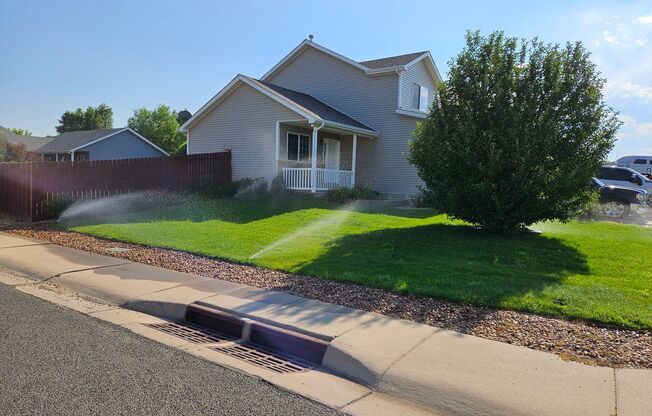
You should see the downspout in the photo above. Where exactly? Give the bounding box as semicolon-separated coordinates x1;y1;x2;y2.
310;120;324;192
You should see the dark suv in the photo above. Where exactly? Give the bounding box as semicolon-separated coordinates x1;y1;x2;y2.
592;178;649;219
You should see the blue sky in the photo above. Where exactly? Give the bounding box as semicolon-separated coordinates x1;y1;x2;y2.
1;0;650;159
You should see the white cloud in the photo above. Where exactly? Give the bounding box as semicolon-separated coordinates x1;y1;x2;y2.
605;81;652;101
602;30;620;44
610;115;652;159
635;14;652;25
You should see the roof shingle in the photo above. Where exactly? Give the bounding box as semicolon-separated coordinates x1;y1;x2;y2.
37;128;125;153
359;51;427;69
251;78;377;132
0;126;54;151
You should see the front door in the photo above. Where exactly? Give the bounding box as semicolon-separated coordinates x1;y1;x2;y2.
323;138;340;170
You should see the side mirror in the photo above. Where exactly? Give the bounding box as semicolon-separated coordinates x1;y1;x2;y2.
630;174;642;185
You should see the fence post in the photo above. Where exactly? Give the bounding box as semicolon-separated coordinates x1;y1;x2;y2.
29;163;33;223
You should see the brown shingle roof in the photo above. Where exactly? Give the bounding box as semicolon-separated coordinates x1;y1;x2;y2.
359;51;427;69
250;78;377;132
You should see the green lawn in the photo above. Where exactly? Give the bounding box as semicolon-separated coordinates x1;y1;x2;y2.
66;195;652;330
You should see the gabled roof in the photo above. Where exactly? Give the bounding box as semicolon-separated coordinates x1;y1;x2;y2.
359;51;428;69
0;126;54;151
253;79;375;131
180;75;379;136
36;127;169;155
261;39;442;82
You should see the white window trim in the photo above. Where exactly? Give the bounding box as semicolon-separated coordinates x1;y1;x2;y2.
412;83;429;113
286;131;311;162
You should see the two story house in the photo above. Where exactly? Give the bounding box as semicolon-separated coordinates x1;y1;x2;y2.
180;39;441;196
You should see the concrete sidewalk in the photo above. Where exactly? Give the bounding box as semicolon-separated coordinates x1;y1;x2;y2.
0;232;649;416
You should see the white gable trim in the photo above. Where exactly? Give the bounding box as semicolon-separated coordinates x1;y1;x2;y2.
404;52;443;84
71;128;170;156
179;75;380;137
180;75;318;132
261;40;369;81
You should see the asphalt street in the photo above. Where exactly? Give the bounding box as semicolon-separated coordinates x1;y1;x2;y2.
0;283;341;415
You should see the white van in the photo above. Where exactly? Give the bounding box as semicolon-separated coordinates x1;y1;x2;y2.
616;156;652;176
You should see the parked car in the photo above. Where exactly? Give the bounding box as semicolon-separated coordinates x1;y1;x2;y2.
596;165;652;193
615;155;652;176
592;178;649;219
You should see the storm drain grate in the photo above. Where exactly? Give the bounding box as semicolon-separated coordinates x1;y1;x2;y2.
210;342;315;374
147;321;236;344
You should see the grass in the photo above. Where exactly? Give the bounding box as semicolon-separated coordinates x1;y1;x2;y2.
64;194;652;330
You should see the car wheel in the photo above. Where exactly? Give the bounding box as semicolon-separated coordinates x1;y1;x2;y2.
602;201;629;218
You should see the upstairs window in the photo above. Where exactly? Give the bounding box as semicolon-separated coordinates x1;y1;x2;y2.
287;133;310;162
411;83;429;112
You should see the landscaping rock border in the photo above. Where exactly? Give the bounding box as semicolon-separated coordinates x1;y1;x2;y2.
5;223;651;369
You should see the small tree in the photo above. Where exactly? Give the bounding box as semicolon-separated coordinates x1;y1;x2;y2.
8;127;32;136
56;103;113;133
127;105;185;153
409;31;620;234
0;134;40;162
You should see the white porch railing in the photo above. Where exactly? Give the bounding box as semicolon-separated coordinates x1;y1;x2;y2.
282;168;353;191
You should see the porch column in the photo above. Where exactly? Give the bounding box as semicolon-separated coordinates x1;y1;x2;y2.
275;121;280;175
311;126;318;192
351;134;357;187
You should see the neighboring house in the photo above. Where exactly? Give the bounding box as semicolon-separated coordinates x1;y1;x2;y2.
35;128;168;161
0;126;54;152
180;39;442;196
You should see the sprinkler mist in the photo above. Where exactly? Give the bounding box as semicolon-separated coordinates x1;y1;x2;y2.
248;200;360;260
56;191;188;225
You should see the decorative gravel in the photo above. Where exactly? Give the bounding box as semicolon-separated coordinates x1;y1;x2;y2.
6;224;651;369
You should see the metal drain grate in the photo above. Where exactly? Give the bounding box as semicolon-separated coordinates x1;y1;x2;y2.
147;322;235;344
211;342;314;374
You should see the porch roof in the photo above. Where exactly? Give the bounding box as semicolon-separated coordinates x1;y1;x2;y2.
248;78;378;134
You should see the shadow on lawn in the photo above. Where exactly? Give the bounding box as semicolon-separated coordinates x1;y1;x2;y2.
294;223;590;311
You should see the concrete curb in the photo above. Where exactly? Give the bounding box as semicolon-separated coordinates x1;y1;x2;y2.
1;232;649;416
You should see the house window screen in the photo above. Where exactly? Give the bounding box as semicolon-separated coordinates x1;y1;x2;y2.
287;133;310;162
412;83;429;111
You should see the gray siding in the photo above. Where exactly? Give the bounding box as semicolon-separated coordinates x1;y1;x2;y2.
267;46;425;195
188;83;301;181
400;59;437;111
81;130;165;160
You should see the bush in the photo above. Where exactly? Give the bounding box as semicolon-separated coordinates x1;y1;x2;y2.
190;178;255;199
173;141;187;156
325;186;381;202
42;196;73;219
408;31;620;234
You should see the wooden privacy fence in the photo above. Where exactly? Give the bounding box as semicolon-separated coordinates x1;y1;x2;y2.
0;152;231;222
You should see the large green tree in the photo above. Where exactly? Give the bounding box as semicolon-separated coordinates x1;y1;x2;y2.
127;105;185;153
56;103;113;133
409;31;620;234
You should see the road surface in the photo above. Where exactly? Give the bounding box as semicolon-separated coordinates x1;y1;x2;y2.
0;283;341;415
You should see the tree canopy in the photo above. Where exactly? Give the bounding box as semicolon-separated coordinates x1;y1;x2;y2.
127;105;185;154
8;127;32;136
56;103;113;133
409;31;620;234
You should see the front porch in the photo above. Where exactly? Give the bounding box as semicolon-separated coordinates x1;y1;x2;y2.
276;120;369;192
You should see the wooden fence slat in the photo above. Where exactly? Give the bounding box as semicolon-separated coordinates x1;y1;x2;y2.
0;152;231;222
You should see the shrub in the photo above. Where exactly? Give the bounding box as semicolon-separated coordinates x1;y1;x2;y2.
409;31;620;234
173;141;187;156
190;178;255;199
42;196;73;219
325;186;381;202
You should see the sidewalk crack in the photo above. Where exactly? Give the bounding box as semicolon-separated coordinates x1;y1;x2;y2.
43;262;132;283
373;329;438;388
613;368;619;416
338;391;372;410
